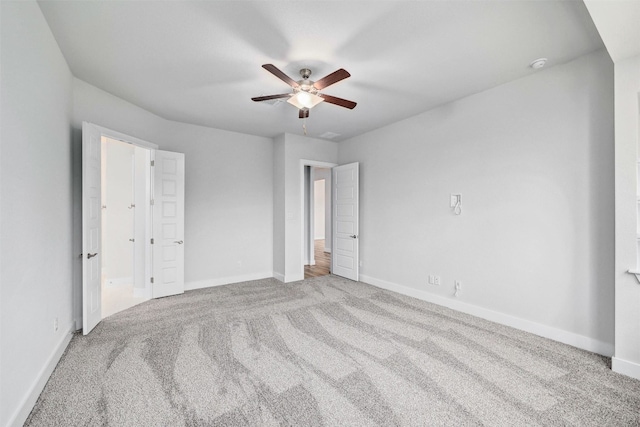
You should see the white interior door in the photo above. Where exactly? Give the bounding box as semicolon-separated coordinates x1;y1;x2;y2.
82;122;102;334
332;162;359;281
152;150;185;298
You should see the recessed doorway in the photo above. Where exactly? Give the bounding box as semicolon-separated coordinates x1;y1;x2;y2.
304;166;332;279
100;136;151;318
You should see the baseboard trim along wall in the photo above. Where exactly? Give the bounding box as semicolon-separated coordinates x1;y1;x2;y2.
285;273;304;283
359;274;614;357
272;272;305;283
8;327;74;427
612;357;640;381
185;271;274;291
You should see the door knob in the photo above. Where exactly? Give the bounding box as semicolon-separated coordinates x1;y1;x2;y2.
349;235;357;239
174;240;183;244
87;253;98;259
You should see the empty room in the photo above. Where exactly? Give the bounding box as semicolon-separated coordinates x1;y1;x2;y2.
2;1;640;426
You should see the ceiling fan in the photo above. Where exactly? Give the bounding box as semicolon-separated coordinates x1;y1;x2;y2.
251;64;357;119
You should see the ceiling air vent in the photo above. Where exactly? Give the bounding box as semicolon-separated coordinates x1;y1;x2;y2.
320;132;340;140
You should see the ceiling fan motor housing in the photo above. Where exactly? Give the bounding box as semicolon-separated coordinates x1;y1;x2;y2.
300;68;312;79
298;69;315;91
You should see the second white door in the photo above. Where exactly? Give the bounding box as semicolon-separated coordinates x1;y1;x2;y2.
332;162;359;281
152;150;186;298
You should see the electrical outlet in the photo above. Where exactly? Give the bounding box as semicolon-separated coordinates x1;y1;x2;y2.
54;317;59;332
455;281;461;297
434;276;441;286
428;275;434;285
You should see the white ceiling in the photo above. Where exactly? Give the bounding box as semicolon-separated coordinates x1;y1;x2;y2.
584;0;640;63
38;0;604;142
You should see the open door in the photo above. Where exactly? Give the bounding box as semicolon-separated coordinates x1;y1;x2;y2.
82;122;103;334
332;162;359;281
152;150;185;298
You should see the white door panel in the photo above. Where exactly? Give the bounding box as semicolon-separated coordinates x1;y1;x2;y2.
332;162;359;281
82;122;102;334
152;150;185;298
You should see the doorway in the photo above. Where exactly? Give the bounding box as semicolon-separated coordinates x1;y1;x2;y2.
304;166;332;278
82;122;185;334
100;136;151;318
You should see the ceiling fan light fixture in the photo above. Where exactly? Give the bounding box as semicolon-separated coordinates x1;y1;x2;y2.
253;64;355;116
287;91;324;109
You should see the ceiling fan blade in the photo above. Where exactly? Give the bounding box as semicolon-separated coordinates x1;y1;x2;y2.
251;93;291;102
318;94;357;109
313;69;351;90
299;109;310;119
262;64;299;88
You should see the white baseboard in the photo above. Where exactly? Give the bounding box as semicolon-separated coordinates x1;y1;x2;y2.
285;273;304;283
273;272;285;283
8;327;74;427
185;271;274;291
324;247;331;253
612;357;640;380
359;274;614;357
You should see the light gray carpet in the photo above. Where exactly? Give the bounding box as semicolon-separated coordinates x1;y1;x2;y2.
26;276;640;426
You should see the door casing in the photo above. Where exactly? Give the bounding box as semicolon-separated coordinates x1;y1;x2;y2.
300;160;339;279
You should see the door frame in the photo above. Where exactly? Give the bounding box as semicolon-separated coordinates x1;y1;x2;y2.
83;123;158;325
300;160;337;273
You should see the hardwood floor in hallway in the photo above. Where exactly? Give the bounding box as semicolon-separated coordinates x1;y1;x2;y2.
304;239;331;279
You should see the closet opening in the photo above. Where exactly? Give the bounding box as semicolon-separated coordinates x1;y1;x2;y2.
100;136;152;318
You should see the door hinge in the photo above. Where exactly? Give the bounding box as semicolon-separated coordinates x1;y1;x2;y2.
151;160;155;167
151;238;154;244
150;199;155;206
151;277;154;284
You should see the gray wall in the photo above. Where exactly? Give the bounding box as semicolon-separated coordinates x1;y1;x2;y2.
338;49;615;353
0;2;74;425
161;119;274;289
273;135;286;280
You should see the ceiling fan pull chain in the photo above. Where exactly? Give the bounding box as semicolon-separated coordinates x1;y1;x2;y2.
303;117;307;136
